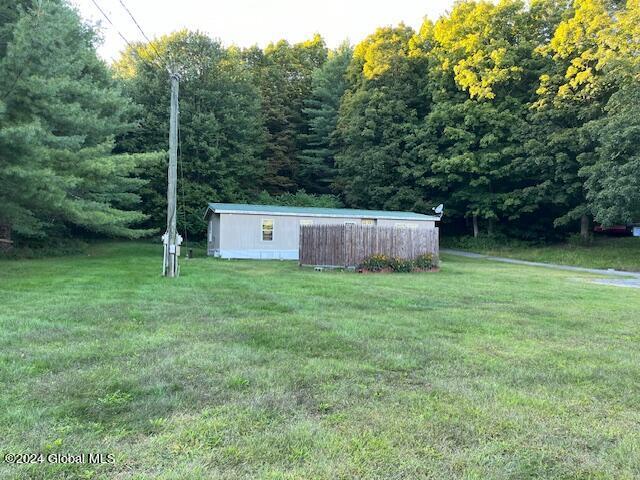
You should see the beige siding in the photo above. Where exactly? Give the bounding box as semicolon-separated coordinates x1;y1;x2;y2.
211;212;436;259
207;214;220;254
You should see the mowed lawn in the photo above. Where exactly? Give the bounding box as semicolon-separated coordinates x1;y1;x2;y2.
1;243;639;479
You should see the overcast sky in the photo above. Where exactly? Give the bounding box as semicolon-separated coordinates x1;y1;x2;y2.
71;0;455;61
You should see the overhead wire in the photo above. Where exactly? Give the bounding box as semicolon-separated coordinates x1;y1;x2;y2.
116;0;171;72
89;0;165;72
92;0;188;250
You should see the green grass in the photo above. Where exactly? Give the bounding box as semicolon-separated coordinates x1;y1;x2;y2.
1;242;639;479
444;236;640;272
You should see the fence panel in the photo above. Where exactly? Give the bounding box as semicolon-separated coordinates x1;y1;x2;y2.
299;224;439;267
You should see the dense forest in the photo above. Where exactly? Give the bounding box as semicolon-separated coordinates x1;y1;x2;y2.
1;0;639;246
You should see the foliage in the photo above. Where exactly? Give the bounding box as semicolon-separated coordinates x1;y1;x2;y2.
335;25;428;212
530;0;617;232
442;234;536;251
358;252;438;272
0;237;89;259
443;235;640;271
389;257;415;273
582;76;640;226
7;0;640;248
114;31;265;237
580;0;640;226
0;0;158;240
254;189;343;208
358;253;391;272
244;35;327;193
414;252;437;270
297;43;352;193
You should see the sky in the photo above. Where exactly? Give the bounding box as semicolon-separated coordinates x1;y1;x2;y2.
71;0;455;61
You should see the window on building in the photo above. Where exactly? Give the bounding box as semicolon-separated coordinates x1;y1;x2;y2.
262;219;274;241
209;221;213;242
395;222;419;229
361;219;376;225
300;219;313;226
344;221;356;226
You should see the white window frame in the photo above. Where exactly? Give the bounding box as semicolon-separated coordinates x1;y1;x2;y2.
300;219;314;226
261;218;274;242
344;221;356;226
361;219;376;225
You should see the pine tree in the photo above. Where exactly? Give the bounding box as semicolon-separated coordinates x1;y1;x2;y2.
297;42;352;193
0;0;157;240
115;31;266;237
245;35;327;193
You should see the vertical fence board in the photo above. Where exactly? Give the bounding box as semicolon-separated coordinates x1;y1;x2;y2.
299;224;439;267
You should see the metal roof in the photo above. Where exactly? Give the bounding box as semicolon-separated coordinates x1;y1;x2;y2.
205;203;439;221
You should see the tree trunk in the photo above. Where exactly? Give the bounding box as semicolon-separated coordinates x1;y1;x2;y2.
488;218;495;236
472;214;479;238
0;223;12;252
580;214;591;241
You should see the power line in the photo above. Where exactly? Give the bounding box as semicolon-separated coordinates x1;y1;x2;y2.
117;0;169;71
88;0;134;51
89;0;164;71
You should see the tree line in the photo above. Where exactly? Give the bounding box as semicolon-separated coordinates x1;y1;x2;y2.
1;0;639;245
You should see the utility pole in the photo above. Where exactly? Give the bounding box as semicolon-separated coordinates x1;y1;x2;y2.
163;71;182;277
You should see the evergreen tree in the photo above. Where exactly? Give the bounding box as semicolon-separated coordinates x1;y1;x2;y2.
297;42;352;194
245;35;327;193
0;0;156;239
115;31;265;237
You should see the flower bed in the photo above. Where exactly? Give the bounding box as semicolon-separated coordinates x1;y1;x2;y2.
357;253;439;273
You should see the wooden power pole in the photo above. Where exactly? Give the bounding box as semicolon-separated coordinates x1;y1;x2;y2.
163;72;181;277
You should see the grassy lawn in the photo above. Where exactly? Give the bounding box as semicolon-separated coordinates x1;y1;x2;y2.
443;236;640;272
1;242;639;479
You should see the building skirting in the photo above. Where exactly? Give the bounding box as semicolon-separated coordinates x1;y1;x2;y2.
209;248;298;260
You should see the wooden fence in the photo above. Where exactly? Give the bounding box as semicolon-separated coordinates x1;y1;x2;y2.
299;224;439;268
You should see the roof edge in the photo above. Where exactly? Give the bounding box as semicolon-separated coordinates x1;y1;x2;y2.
204;203;439;222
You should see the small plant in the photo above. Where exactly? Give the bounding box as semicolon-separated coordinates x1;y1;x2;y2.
359;254;392;272
358;253;438;273
567;233;594;247
391;258;414;273
98;390;133;408
414;253;438;270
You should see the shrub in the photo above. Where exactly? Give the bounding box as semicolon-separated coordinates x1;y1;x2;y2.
359;254;391;272
442;235;534;251
567;233;594;247
391;258;414;273
358;253;438;273
414;253;438;270
255;189;343;208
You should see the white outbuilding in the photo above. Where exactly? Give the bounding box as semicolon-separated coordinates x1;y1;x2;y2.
204;203;440;260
